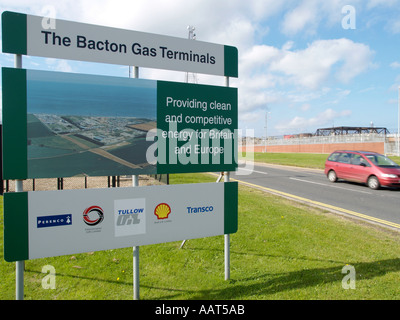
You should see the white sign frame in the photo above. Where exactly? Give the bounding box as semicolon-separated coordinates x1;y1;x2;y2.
2;11;238;77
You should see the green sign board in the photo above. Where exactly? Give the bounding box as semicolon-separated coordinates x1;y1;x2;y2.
2;68;237;179
156;81;237;174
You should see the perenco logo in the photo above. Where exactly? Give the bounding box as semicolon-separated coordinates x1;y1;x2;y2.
83;206;104;226
37;214;72;228
154;203;171;220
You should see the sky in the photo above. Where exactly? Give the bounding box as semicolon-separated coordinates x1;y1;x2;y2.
1;0;400;137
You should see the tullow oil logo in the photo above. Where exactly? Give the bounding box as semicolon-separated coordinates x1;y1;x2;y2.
154;203;171;220
116;207;143;226
114;198;146;237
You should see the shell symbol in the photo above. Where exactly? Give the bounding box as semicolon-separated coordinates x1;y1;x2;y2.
154;203;171;220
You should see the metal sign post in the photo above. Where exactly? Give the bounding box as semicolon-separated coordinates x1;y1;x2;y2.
131;65;140;301
14;53;24;300
15;178;24;300
224;76;230;281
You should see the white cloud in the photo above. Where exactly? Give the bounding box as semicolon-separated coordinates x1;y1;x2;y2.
390;61;400;69
367;0;399;9
389;74;400;91
287;87;331;103
280;0;361;35
239;109;265;123
235;37;373;120
75;0;278;45
275;108;352;133
240;45;280;75
386;19;400;34
281;0;319;36
268;39;374;89
45;58;73;72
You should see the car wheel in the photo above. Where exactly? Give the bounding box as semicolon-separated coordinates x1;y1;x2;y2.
328;170;337;182
367;176;380;190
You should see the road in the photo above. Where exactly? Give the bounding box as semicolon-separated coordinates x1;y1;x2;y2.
230;162;400;230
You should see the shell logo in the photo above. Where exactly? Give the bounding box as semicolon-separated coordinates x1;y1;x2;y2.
154;203;171;220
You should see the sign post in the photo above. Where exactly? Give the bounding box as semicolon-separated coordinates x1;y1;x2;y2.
131;65;140;300
224;75;231;281
14;52;24;300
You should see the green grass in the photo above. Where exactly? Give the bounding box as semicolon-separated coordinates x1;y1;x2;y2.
2;173;400;299
250;152;328;169
242;152;400;170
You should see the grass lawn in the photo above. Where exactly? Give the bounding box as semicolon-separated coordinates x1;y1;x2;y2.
2;173;400;300
242;152;400;170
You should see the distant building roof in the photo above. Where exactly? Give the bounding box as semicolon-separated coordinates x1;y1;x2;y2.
315;126;389;136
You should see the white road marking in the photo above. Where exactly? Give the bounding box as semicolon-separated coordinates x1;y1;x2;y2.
289;177;372;194
237;167;269;175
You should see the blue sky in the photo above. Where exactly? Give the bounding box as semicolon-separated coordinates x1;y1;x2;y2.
1;0;400;137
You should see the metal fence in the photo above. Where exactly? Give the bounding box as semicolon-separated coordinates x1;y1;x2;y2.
1;175;168;194
240;133;400;155
256;133;388;146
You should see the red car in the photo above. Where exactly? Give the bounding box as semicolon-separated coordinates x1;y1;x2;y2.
324;150;400;189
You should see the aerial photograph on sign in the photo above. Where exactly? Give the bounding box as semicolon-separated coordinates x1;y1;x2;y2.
26;70;157;178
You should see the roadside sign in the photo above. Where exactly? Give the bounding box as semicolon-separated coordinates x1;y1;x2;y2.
4;181;238;262
2;11;239;295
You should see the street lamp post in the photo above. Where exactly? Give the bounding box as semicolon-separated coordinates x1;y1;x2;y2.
264;111;270;153
398;86;400;156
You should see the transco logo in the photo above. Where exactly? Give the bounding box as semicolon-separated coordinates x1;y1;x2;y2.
83;205;104;226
